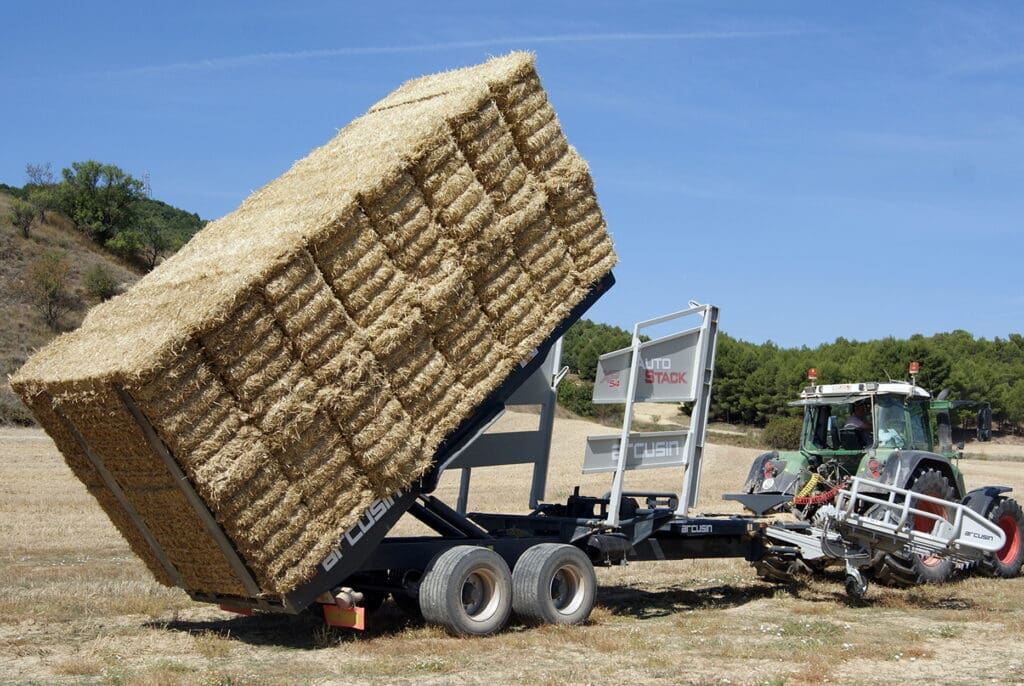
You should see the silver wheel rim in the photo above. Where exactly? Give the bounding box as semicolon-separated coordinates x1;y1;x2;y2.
550;564;585;615
462;569;500;621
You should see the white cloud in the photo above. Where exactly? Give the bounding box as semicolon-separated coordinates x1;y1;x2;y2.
102;30;814;77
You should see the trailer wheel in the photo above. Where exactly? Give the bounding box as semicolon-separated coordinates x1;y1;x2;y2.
979;497;1024;578
844;572;869;599
870;469;957;586
512;543;596;625
419;546;512;636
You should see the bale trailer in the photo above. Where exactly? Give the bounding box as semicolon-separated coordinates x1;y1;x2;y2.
201;273;1011;635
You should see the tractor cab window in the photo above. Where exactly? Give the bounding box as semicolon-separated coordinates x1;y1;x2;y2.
875;397;931;450
803;405;832;450
803;402;868;451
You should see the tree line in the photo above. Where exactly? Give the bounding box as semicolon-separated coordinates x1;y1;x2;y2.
4;161;205;270
560;319;1024;431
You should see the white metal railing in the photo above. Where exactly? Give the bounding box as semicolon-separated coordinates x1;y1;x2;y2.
831;477;1005;560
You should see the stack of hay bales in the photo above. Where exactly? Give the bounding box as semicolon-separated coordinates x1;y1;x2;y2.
11;52;615;597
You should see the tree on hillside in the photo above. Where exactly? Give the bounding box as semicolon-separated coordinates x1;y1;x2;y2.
24;162;59;225
58;161;145;243
26;185;60;225
25;162;54;186
561;319;634;381
106;216;171;270
28;250;75;330
9;199;35;238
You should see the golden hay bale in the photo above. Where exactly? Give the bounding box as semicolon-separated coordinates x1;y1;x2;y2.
11;51;615;597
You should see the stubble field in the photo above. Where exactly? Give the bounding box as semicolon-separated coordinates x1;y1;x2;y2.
2;410;1024;686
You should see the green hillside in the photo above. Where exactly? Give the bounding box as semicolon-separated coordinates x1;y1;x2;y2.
0;191;142;423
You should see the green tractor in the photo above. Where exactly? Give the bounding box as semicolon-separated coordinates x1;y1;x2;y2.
741;371;1022;586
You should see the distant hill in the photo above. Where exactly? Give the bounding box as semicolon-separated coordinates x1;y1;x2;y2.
0;191;142;424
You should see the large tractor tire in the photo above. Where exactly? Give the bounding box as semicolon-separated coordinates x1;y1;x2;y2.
419;546;513;636
978;497;1024;578
871;469;957;587
512;543;596;625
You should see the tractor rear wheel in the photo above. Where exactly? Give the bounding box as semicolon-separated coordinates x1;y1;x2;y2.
870;469;957;586
978;497;1024;578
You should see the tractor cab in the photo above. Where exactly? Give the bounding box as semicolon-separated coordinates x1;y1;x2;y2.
739;360;992;515
794;382;934;458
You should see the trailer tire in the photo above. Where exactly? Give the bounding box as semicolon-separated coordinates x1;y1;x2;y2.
870;469;957;586
419;546;512;636
512;543;596;625
978;497;1024;578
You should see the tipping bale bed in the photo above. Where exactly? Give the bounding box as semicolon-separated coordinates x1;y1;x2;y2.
11;52;616;597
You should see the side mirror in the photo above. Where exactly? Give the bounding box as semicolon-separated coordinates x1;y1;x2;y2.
977;405;993;442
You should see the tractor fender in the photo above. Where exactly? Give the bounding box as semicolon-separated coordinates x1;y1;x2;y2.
744;451;803;496
874;450;967;499
961;485;1014;517
743;452;778;493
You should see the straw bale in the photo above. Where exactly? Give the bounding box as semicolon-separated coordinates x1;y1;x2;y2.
311;209;415;327
361;173;446;276
52;386;176;491
375;317;458;420
351;397;429;493
490;72;545;125
417;158;473;209
81;485;177;587
488;71;572;174
514;101;557;142
314;352;388;423
51;385;247;594
131;352;245;468
19;389;104;488
11;51;616;598
19;388;180;588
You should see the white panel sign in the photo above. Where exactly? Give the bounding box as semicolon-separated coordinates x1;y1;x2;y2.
592;328;702;404
583;430;689;474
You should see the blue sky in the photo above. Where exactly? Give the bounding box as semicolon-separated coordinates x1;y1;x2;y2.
2;2;1022;347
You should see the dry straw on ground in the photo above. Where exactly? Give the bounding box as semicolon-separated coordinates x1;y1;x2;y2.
11;52;616;598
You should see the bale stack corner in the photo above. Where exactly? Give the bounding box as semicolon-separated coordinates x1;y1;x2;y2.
11;51;616;597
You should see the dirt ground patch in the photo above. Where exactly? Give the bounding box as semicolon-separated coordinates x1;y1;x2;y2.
2;420;1024;685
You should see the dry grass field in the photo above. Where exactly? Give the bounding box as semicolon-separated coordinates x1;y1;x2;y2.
2;411;1024;686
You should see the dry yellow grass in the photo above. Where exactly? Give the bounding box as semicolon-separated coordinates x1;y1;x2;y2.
3;422;1024;685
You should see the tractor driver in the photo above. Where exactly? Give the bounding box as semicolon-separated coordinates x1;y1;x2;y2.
844;400;871;430
844;400;873;446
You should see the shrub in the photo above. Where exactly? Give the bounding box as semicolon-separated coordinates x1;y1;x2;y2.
557;377;595;417
28;250;74;330
762;415;803;450
84;264;119;301
9;199;35;238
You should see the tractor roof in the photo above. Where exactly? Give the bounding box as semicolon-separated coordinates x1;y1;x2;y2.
789;381;931;407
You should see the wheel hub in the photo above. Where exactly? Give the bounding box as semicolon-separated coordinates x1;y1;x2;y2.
461;570;498;620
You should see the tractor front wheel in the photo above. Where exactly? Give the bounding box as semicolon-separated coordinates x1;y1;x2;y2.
871;469;957;586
